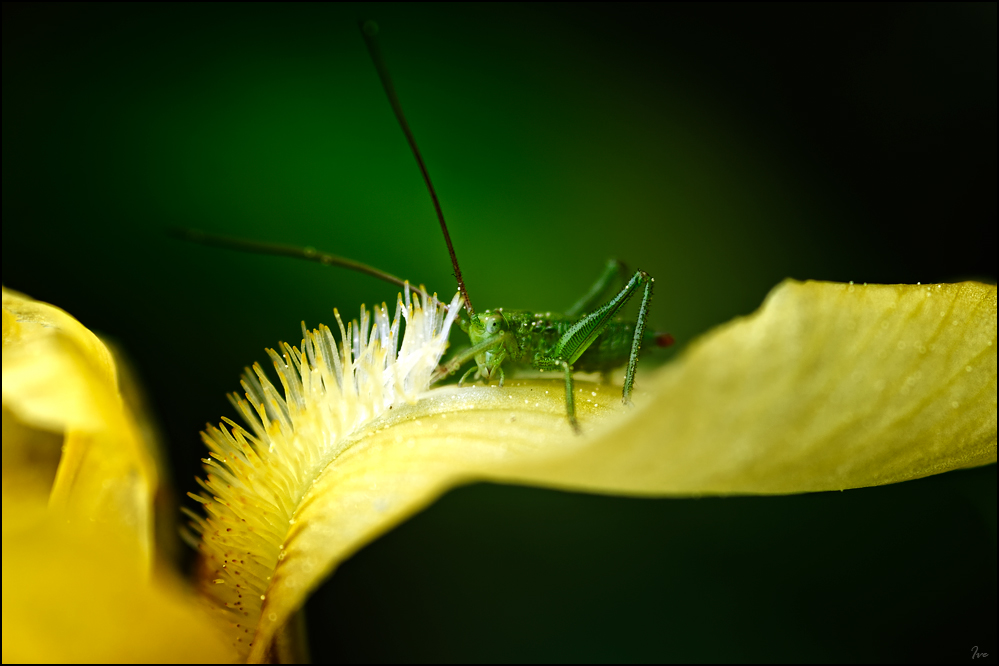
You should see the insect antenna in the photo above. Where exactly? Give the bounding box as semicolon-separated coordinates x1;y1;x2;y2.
359;20;476;317
170;227;432;301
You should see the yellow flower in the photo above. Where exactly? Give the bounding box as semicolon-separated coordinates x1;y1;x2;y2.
2;286;236;663
3;280;996;662
184;280;996;661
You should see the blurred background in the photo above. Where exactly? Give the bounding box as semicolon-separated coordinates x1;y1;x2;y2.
3;3;995;662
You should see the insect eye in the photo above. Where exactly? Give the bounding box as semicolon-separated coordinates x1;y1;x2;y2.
484;316;506;334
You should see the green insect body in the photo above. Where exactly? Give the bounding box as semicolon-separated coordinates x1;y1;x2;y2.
460;307;659;382
458;262;647;381
432;260;666;431
465;310;647;378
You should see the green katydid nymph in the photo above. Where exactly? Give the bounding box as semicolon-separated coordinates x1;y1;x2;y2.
177;20;674;433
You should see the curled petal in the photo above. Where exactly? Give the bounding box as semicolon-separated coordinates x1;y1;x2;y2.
188;280;995;660
3;288;237;662
2;287;157;558
501;280;997;493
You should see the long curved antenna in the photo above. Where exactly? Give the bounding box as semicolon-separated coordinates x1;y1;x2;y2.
359;20;476;316
171;228;431;300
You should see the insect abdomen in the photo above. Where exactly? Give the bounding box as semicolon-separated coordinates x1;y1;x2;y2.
506;312;650;373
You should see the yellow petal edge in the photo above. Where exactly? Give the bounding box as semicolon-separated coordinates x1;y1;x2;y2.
2;286;153;547
2;287;235;663
196;279;995;661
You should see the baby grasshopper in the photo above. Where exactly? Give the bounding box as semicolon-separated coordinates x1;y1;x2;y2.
178;21;673;432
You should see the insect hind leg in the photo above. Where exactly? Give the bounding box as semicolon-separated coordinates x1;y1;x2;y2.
538;269;653;431
565;259;629;317
561;360;579;433
622;271;654;405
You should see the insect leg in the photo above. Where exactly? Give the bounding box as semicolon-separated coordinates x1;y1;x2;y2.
551;270;651;368
565;259;629;317
561;360;579;433
622;273;654;406
458;367;477;386
430;333;510;385
536;270;652;427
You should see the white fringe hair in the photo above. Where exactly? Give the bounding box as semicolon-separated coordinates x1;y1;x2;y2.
184;288;461;657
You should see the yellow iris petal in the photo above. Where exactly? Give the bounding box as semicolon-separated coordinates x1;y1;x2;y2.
182;280;994;660
2;287;154;553
503;280;997;494
2;517;235;663
2;287;235;663
4;281;993;662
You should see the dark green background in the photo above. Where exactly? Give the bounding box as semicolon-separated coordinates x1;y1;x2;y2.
4;3;996;662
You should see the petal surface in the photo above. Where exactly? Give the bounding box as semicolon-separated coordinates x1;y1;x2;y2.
502;280;997;493
3;289;237;662
2;287;157;559
2;518;235;663
237;280;996;660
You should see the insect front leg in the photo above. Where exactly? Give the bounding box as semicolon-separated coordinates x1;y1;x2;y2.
430;333;510;385
457;363;504;387
458;366;477;386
